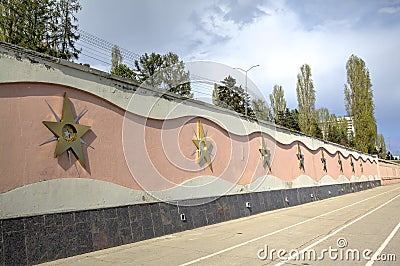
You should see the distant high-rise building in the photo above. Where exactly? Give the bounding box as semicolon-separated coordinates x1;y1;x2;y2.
319;116;355;140
343;116;355;137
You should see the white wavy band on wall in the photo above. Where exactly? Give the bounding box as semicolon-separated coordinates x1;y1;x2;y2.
0;51;376;162
0;174;379;219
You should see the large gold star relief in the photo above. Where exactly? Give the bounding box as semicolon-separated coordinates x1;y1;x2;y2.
259;135;271;171
296;143;305;171
192;120;213;172
338;153;343;173
321;150;327;172
350;156;355;173
41;93;91;169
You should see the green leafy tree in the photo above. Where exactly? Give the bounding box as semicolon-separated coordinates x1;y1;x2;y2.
277;109;289;130
278;108;300;131
212;83;221;106
111;64;135;80
134;52;192;97
134;52;164;87
316;108;330;140
53;0;81;59
386;151;394;160
0;3;4;40
0;0;54;53
0;0;81;60
325;115;349;146
296;64;317;136
310;116;323;139
287;109;300;131
337;117;350;146
111;45;123;70
21;0;53;52
344;54;377;153
375;134;387;159
161;52;192;97
326;114;340;143
0;0;24;44
269;85;287;125
213;75;254;118
251;98;272;122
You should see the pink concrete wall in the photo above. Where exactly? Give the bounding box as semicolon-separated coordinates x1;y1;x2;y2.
0;82;138;193
0;82;380;194
379;160;400;185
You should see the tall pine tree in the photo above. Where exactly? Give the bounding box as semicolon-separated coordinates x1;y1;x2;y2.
344;55;377;153
55;0;81;59
269;84;287;125
296;64;319;137
212;76;255;118
0;0;81;59
133;52;192;97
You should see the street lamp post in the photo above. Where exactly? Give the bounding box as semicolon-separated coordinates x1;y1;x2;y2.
234;64;260;117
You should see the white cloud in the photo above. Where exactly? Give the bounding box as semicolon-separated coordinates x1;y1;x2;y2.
185;0;400;120
77;0;400;152
378;6;400;14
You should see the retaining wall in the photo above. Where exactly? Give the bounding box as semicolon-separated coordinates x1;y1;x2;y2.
0;42;394;264
379;159;400;185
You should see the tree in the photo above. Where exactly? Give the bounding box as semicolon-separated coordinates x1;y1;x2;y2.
287;109;300;131
251;98;272;122
269;85;287;124
0;0;81;60
0;0;24;44
326;114;340;144
316;108;330;140
375;134;387;159
161;52;192;97
0;0;54;53
55;0;81;59
111;64;135;80
337;117;350;146
325;115;349;146
134;52;192;97
296;64;317;136
212;83;221;106
310;116;323;139
213;76;254;118
344;54;377;153
111;45;123;70
21;0;53;52
278;108;300;131
134;52;164;88
386;151;394;160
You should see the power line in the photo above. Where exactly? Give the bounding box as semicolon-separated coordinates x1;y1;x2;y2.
77;29;139;64
77;40;136;68
78;43;115;60
74;30;222;102
80;52;110;66
79;46;112;64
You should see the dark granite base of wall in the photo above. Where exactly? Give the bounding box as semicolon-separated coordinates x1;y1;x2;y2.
0;180;381;265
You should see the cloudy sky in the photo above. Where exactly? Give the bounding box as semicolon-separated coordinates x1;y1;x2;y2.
76;0;400;155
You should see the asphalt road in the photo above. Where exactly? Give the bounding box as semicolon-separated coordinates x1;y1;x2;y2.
41;183;400;265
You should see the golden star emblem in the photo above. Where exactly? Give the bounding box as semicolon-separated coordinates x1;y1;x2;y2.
42;93;91;169
296;143;305;171
350;157;355;173
338;153;343;173
259;136;271;171
321;150;327;172
192;120;213;172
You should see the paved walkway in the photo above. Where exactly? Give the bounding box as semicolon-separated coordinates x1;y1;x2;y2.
41;183;400;265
